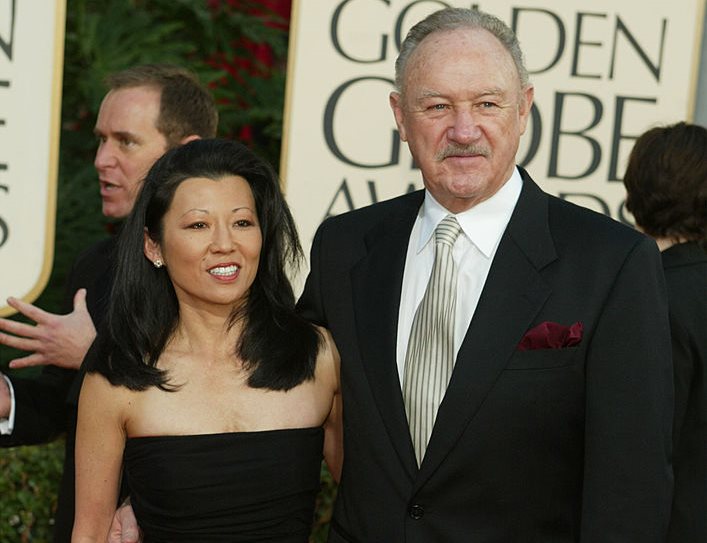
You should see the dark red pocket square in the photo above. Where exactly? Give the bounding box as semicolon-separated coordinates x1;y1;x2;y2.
517;321;583;351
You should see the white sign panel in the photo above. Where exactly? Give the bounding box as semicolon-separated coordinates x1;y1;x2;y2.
0;0;66;316
282;0;705;284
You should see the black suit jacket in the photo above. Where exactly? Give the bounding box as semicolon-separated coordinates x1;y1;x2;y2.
663;242;707;543
0;236;116;543
298;169;673;542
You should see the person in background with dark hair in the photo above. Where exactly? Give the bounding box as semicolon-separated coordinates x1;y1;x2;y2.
0;64;218;542
72;139;341;543
623;121;707;543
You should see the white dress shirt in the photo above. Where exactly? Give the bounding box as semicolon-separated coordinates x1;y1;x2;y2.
0;373;16;434
396;168;523;382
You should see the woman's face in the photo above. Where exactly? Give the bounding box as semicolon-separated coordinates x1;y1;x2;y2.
144;175;262;314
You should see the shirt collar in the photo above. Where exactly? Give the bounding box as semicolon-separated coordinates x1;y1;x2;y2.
415;167;523;258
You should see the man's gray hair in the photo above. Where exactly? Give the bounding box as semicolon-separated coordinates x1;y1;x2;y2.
395;8;530;92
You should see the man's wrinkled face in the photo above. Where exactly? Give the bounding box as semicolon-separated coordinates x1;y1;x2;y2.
390;27;533;213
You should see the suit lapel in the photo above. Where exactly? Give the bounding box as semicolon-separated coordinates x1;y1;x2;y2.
351;192;423;477
416;173;558;485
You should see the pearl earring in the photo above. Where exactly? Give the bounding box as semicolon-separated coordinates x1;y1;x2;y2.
153;259;163;269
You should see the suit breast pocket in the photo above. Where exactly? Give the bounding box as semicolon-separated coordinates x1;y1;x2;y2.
505;346;581;370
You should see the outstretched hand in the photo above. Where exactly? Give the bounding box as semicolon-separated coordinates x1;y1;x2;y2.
0;289;96;370
108;502;142;543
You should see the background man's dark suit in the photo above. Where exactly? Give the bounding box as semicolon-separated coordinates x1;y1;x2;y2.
0;237;115;543
298;169;673;542
664;241;707;542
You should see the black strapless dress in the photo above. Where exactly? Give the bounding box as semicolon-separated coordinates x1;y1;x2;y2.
123;427;324;542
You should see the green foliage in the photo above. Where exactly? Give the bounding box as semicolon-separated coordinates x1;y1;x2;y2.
0;2;340;542
311;464;338;543
0;440;64;542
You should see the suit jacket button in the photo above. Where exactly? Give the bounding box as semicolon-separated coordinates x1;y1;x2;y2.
409;504;425;520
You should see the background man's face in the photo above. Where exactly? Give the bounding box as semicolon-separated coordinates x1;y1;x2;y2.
93;86;169;219
390;27;533;213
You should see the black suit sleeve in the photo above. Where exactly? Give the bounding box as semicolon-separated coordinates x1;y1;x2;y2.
580;235;673;541
0;367;75;445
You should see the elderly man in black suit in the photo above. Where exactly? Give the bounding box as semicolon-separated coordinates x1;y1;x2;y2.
0;64;218;543
298;7;673;542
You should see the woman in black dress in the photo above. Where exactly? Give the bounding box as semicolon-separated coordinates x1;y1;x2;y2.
72;139;341;542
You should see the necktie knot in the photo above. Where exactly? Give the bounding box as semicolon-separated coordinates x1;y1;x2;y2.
435;215;461;248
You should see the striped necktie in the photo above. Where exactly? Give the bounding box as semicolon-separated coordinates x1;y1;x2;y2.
403;214;462;466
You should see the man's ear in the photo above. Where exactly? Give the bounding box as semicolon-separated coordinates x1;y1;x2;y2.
143;228;162;266
179;134;201;145
389;92;408;142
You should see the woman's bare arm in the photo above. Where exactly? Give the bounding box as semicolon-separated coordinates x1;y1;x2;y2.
72;372;127;542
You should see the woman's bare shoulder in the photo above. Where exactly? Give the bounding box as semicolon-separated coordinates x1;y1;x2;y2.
80;371;140;423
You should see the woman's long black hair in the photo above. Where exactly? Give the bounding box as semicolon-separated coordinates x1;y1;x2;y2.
90;138;321;391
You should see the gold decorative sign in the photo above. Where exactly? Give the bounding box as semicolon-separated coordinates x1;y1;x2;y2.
0;0;66;316
282;0;705;286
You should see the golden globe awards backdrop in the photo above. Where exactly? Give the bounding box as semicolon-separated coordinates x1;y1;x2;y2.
0;0;65;316
282;0;705;286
